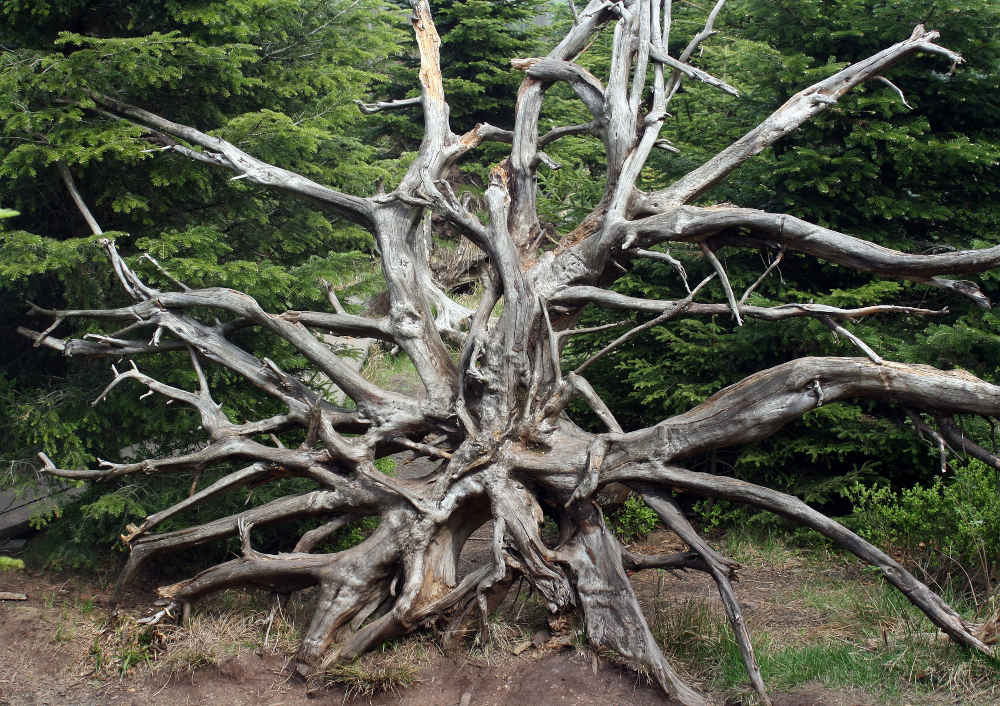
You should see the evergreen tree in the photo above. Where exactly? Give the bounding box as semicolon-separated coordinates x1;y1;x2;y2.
0;0;405;564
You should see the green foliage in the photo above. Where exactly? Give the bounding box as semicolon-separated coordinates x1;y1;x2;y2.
331;516;381;552
845;460;1000;589
431;0;547;132
610;496;659;543
0;555;25;571
374;456;398;476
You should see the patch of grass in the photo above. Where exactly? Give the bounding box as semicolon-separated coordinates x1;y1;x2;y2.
719;528;805;568
83;589;303;679
467;616;529;664
650;533;1000;704
155;605;299;678
362;346;420;393
91;615;163;676
318;638;429;700
795;580;849;609
652;596;734;687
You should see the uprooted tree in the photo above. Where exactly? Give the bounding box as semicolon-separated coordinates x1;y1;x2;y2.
19;1;1000;703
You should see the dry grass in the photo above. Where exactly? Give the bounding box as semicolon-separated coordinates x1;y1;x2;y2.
317;637;431;700
641;534;1000;705
83;589;304;679
466;616;529;664
156;605;299;677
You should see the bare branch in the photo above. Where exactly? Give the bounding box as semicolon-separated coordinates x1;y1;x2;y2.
640;25;963;208
88;359;233;437
122;462;273;543
56;162;103;235
556;319;630;340
615;357;1000;468
621;206;1000;291
934;415;1000;471
294;515;355;553
279;309;394;341
739;249;784;305
547;287;947;324
641;489;768;704
538;121;599;147
140;252;190;291
571;273;715;376
906;408;950;474
507;0;618;249
620;548;709;572
875;75;912;109
84;92;374;227
820;316;883;365
40;437;326;481
649;44;739;97
632;248;690;293
514;58;607;119
319;278;346;314
918;277;992;309
663;0;728;105
700;241;742;325
353;96;421;114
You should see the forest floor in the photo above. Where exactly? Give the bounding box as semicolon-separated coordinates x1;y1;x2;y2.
1;529;997;706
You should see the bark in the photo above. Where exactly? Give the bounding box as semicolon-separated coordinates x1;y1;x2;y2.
24;2;998;704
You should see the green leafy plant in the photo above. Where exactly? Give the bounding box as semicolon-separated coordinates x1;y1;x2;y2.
0;555;25;571
611;496;659;543
845;460;1000;593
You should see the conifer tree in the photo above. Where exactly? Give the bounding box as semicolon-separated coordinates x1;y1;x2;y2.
0;1;405;537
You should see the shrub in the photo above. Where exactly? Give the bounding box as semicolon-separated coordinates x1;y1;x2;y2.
610;496;659;543
845;460;1000;593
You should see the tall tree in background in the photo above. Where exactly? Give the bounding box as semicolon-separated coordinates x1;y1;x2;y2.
12;2;1000;703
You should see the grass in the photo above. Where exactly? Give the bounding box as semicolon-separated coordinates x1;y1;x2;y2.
154;603;300;678
647;532;1000;705
467;615;530;664
362;345;421;393
317;637;431;700
14;521;996;703
77;588;305;679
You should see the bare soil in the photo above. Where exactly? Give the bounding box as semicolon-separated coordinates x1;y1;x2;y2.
0;531;960;705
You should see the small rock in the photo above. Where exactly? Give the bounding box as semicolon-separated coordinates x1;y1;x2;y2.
511;639;532;655
218;655;251;681
531;628;551;647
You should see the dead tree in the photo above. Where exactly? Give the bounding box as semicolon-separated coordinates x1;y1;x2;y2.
20;2;1000;703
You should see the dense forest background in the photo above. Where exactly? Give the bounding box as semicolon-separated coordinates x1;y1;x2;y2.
1;0;998;583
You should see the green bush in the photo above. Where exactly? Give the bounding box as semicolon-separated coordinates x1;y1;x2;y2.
610;496;659;543
0;555;25;571
845;460;1000;591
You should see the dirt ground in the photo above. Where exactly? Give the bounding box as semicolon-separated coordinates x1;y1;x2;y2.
0;530;972;705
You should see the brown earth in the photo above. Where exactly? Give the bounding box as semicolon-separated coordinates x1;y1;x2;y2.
0;530;973;705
